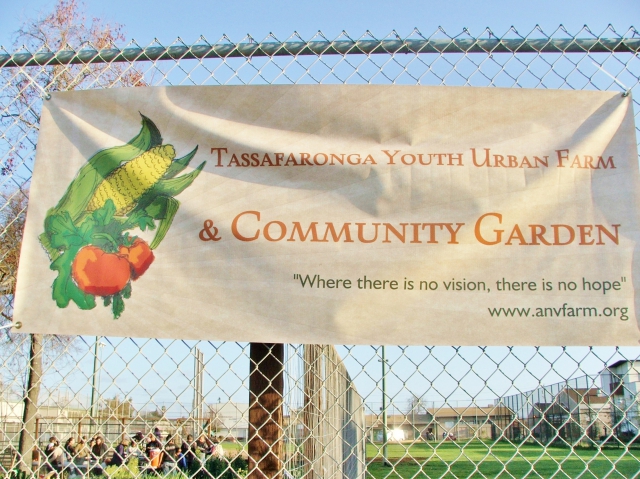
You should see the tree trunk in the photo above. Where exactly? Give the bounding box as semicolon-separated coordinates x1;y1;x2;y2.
248;343;284;479
18;333;42;472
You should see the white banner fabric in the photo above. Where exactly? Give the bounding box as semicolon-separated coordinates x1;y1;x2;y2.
14;85;640;345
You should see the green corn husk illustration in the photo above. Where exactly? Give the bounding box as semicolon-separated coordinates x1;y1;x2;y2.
40;114;206;316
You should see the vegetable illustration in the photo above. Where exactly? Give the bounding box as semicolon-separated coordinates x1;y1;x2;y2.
72;246;131;296
40;115;205;319
87;145;176;215
119;238;154;279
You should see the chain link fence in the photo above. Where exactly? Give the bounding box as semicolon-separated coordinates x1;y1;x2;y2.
2;26;640;479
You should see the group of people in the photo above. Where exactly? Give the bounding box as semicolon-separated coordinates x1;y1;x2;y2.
42;434;111;476
41;430;226;476
138;430;226;471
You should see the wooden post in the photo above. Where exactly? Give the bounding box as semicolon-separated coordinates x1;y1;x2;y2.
303;345;321;479
18;334;43;472
248;343;284;479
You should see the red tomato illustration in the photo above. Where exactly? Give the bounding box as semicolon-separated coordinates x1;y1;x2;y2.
119;238;155;279
72;245;131;296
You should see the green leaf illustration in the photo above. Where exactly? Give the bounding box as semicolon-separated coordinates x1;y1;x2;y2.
51;244;96;310
164;146;198;179
112;293;125;319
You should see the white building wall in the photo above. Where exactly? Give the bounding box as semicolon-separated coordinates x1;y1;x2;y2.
601;361;640;433
0;401;23;422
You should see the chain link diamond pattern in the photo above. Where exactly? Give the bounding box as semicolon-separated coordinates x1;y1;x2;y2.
1;27;640;479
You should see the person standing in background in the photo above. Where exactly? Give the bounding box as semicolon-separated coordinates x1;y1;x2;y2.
90;435;108;475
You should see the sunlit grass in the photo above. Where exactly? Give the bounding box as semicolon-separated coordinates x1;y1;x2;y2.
366;440;640;478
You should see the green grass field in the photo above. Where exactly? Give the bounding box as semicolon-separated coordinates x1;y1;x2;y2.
365;441;640;479
220;441;244;454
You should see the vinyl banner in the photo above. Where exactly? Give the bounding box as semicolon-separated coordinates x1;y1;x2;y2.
14;85;640;345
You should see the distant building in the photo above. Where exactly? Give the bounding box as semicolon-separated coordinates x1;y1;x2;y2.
206;402;249;440
600;360;640;438
0;400;22;423
526;388;611;444
366;405;512;442
498;360;639;445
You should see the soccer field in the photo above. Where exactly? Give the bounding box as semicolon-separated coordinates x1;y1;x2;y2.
366;440;640;478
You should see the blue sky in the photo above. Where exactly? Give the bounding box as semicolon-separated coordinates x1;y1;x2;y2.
1;0;639;50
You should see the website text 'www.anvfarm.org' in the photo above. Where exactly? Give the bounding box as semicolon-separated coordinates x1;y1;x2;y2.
488;304;629;321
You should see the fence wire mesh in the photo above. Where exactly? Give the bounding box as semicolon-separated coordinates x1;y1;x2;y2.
1;26;640;479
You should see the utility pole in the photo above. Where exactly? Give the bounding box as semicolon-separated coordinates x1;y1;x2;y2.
90;337;104;435
193;348;204;433
381;346;390;466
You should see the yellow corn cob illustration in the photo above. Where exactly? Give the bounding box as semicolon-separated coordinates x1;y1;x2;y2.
87;144;176;215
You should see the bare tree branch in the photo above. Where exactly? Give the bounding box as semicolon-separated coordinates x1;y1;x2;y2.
0;1;145;469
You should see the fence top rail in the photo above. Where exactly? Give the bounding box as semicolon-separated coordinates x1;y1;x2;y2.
1;37;639;68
